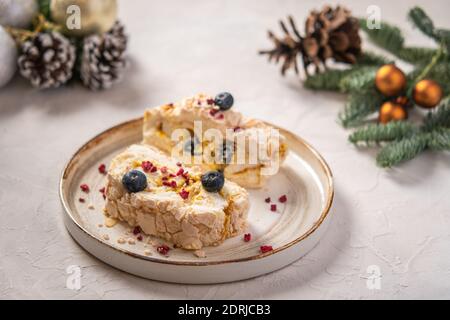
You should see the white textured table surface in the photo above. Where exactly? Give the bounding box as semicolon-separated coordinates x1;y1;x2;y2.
1;0;450;300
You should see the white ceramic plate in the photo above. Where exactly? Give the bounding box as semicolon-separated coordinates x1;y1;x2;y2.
60;118;333;284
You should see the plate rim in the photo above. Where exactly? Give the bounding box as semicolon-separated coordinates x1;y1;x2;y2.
59;117;334;266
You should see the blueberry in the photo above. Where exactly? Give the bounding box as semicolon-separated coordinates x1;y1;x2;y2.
214;92;234;110
201;171;225;193
122;170;147;193
184;136;201;156
217;141;233;164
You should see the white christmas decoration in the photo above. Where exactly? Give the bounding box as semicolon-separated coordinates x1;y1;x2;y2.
0;0;38;28
0;26;18;88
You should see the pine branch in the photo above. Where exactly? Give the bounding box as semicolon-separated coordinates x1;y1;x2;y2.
303;69;353;91
38;0;51;20
356;51;391;66
427;128;450;151
406;52;449;99
409;7;450;52
408;7;436;39
422;98;450;131
349;121;416;144
407;61;450;87
361;14;449;64
435;29;450;52
304;64;383;93
397;47;438;65
359;18;404;54
376;133;428;167
411;46;444;87
407;69;443;97
339;90;384;128
339;66;378;93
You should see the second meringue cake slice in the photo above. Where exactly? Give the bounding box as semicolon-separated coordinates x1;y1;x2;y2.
142;93;288;189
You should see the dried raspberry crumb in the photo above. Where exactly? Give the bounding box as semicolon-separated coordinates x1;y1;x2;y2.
99;187;106;199
176;168;184;176
216;113;224;120
137;235;143;241
141;161;153;172
169;173;176;177
206;98;215;105
157;244;170;255
244;233;251;242
132;226;141;235
260;245;273;253
150;166;157;173
80;184;89;193
209;109;218;116
162;176;168;181
179;189;189;200
160;166;168;174
279;195;287;203
270;204;277;212
176;162;182;167
98;163;106;174
163;180;177;188
78;198;85;203
265;197;271;203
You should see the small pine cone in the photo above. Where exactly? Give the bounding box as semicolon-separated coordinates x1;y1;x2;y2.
80;21;128;90
107;20;127;49
18;32;76;89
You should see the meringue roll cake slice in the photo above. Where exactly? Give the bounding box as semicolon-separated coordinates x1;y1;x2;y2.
143;93;288;188
104;144;250;250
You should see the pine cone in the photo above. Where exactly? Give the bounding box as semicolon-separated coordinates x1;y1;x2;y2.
80;21;128;90
18;31;76;89
304;5;361;69
260;5;361;76
259;16;302;75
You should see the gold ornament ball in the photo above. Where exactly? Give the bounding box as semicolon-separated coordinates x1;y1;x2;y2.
379;101;408;124
375;64;406;97
50;0;117;36
412;79;443;109
395;96;409;107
